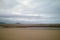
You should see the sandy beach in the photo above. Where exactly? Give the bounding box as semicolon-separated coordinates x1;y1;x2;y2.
0;28;60;40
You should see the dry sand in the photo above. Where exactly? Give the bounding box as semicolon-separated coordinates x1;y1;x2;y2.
0;28;60;40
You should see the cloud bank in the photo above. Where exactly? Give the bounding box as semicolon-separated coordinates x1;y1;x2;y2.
0;0;60;24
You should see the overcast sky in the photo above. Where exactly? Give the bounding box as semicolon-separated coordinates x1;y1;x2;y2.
0;0;60;24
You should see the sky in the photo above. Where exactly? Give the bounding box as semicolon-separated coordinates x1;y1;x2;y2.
0;0;60;24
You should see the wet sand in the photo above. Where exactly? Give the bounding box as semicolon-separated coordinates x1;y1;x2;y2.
0;28;60;40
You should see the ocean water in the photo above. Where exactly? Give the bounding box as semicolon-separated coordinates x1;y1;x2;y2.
0;26;60;30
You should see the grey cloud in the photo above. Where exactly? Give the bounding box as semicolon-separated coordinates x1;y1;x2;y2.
0;0;60;24
0;0;19;9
